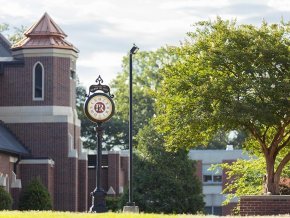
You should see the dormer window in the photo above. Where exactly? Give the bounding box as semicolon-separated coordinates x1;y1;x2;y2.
33;62;44;100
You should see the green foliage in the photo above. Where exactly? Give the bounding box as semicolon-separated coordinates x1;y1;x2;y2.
211;157;265;204
106;196;121;212
212;150;290;204
0;187;13;210
0;24;26;44
155;18;290;194
0;23;9;32
19;178;52;211
120;123;204;214
156;18;290;149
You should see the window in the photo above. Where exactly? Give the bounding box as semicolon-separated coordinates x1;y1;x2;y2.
203;175;222;183
213;175;222;182
203;164;222;184
204;206;222;215
33;62;44;100
203;175;212;182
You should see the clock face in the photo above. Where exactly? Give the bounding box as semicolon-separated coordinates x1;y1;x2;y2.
84;93;115;123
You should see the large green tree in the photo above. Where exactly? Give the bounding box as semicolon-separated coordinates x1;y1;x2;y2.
156;18;290;195
119;122;204;213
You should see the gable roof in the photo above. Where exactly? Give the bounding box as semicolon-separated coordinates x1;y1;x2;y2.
12;13;78;52
0;122;30;156
0;33;12;57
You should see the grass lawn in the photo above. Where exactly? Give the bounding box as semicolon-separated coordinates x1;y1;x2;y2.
0;211;290;218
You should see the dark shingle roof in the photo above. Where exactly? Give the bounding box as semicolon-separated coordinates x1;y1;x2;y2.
0;122;30;156
0;33;12;57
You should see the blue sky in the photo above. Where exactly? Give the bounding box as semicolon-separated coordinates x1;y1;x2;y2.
1;0;290;89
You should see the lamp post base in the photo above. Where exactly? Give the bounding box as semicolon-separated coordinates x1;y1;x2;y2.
123;202;139;213
89;189;107;213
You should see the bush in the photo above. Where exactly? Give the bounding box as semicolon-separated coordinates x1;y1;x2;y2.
106;196;121;212
0;187;13;210
19;178;52;210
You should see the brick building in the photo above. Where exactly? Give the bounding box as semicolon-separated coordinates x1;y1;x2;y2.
0;13;88;211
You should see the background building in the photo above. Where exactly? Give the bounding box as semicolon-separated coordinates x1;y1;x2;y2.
189;148;249;215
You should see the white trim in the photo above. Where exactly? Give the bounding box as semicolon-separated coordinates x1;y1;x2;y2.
9;156;18;163
11;172;21;188
0;106;81;126
0;173;7;187
33;62;44;101
78;140;88;160
68;133;78;158
19;159;55;165
12;48;78;59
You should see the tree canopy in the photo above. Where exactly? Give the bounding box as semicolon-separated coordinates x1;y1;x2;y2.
119;122;204;213
155;18;290;194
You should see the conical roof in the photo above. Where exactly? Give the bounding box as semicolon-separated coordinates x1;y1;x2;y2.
12;13;78;52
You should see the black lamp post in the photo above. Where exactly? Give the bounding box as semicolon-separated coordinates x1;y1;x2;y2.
124;44;139;213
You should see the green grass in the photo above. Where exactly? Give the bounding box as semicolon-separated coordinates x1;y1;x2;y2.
0;211;289;218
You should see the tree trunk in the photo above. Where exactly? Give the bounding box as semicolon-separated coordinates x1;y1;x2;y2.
265;156;280;195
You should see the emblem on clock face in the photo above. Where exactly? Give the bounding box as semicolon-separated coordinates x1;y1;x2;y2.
84;93;115;123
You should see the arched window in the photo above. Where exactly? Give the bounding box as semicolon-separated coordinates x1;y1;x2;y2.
33;62;44;100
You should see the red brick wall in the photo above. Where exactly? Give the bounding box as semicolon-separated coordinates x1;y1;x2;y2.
52;57;71;107
9;123;81;211
8;123;68;157
108;153;120;195
222;202;238;215
20;162;54;200
120;156;129;189
10;188;20;209
195;160;202;182
0;153;11;176
240;195;290;215
78;159;88;211
0;56;72;107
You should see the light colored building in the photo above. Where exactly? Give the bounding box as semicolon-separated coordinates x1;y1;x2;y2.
189;148;249;215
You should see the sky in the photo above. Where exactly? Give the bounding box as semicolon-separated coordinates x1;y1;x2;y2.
1;0;290;89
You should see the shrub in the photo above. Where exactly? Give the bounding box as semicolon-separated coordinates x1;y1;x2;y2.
0;187;13;210
19;178;52;210
106;196;121;212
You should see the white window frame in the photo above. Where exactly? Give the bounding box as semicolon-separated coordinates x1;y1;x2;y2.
202;164;222;184
32;62;44;101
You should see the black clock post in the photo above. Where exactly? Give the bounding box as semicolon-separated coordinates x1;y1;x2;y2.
84;75;115;213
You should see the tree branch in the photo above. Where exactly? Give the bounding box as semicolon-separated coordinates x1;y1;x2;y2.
247;123;267;153
262;126;270;144
276;134;290;155
271;125;284;149
275;152;290;180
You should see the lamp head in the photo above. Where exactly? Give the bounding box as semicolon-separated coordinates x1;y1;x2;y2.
130;44;139;54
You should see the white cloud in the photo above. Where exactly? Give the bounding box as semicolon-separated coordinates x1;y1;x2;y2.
1;0;289;88
268;0;290;11
77;52;125;88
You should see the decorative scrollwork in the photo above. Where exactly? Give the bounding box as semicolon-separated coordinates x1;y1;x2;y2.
86;75;114;98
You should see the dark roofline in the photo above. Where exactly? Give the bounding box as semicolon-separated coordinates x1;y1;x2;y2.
0;147;31;157
0;121;31;156
0;33;12;48
0;59;24;75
